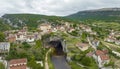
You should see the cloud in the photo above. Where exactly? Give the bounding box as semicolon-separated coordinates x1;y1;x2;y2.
0;0;120;16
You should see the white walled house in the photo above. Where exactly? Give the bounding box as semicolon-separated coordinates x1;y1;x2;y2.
95;50;109;67
105;37;116;43
90;32;97;35
52;28;58;32
85;28;92;32
115;40;120;45
26;35;35;43
34;32;41;40
65;22;70;28
18;30;27;36
0;42;10;53
15;33;26;41
98;55;109;67
59;26;65;32
81;25;92;33
38;23;51;33
76;43;89;51
7;34;16;43
68;28;75;33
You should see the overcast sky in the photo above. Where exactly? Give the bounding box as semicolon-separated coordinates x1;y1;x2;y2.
0;0;120;16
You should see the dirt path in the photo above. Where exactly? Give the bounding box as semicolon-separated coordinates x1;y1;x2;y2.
45;49;51;69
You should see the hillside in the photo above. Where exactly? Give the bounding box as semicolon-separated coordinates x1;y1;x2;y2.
1;8;120;31
2;14;76;30
66;8;120;22
0;18;11;31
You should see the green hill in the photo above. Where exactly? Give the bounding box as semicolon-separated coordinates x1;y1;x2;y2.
66;8;120;22
0;18;11;31
2;8;120;31
2;14;75;30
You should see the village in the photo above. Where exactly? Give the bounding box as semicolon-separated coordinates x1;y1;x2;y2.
0;21;120;69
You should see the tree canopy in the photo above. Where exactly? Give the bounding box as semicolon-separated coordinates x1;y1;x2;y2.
0;62;5;69
0;32;5;42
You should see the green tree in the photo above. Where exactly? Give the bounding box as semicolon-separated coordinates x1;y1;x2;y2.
22;42;31;49
81;32;87;40
0;32;5;42
28;56;42;69
35;40;42;48
74;54;81;61
70;30;78;36
18;52;28;58
81;56;92;66
116;36;120;40
28;56;36;68
104;60;114;67
0;62;5;69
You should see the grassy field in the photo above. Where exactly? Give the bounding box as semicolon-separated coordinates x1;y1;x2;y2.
91;21;120;31
0;62;5;69
101;41;120;53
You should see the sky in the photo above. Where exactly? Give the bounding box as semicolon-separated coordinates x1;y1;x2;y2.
0;0;120;16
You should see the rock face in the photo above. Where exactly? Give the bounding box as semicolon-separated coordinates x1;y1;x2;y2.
49;40;64;55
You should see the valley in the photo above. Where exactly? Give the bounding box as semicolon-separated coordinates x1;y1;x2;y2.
0;8;120;69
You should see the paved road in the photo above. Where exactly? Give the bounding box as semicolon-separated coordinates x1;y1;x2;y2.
51;56;71;69
87;37;96;50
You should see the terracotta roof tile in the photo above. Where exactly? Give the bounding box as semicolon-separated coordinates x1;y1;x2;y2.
10;65;26;69
96;50;104;56
76;43;88;47
9;58;27;64
100;55;109;60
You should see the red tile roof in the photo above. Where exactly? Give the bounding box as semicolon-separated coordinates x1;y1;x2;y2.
19;30;26;32
9;58;27;65
9;58;27;69
76;43;88;47
100;55;109;60
10;66;27;69
102;50;108;54
96;50;104;56
95;50;109;61
86;52;94;57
